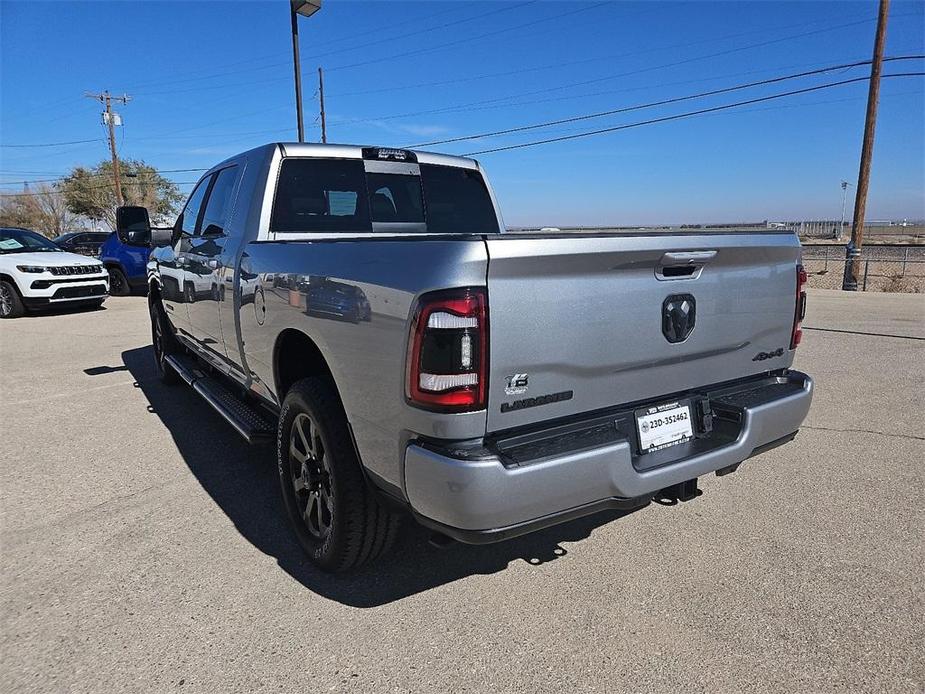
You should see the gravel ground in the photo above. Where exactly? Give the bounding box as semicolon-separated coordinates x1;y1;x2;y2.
1;289;923;693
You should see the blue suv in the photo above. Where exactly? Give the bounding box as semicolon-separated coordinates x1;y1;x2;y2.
98;229;150;295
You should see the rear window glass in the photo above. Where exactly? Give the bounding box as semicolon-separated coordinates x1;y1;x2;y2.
271;158;499;234
271;159;372;233
420;164;499;234
367;173;424;223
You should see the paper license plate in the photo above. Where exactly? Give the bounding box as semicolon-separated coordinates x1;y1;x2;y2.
636;401;694;453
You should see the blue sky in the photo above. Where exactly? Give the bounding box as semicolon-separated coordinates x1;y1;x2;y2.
1;0;923;226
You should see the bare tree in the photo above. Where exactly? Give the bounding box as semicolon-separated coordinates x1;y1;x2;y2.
0;184;78;237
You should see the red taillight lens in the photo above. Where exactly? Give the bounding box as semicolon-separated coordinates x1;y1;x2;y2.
791;264;807;349
406;288;488;412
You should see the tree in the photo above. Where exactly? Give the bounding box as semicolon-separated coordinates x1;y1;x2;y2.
61;159;184;229
0;183;79;237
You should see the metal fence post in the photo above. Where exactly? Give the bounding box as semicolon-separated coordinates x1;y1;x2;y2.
902;247;908;277
862;259;870;291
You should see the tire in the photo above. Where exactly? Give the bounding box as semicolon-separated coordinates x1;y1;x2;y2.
149;300;181;386
0;281;25;318
278;377;400;572
108;267;130;296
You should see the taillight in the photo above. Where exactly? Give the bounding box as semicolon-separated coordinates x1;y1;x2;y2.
406;288;488;412
791;264;807;349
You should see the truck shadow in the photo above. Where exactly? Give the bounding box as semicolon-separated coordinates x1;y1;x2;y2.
122;345;647;608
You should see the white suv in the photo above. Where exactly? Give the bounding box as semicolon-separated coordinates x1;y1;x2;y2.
0;227;109;318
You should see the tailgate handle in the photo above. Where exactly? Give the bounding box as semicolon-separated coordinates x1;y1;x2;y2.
660;251;717;265
656;251;716;280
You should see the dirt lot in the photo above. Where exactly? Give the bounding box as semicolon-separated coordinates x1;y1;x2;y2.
1;290;923;693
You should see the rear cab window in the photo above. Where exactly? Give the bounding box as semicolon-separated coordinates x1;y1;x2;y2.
270;155;498;235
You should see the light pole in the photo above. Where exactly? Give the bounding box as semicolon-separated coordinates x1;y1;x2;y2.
838;180;852;240
290;0;322;143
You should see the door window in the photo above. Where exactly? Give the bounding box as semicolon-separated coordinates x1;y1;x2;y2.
199;166;240;236
180;176;212;235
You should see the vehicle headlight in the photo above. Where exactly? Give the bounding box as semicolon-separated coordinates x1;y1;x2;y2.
16;265;46;273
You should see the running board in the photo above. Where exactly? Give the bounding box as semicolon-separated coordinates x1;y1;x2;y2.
164;354;276;444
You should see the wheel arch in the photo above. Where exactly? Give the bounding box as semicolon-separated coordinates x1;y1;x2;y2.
102;259;126;272
272;328;338;402
0;273;24;295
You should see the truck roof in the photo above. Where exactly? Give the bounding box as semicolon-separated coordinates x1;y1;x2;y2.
204;142;481;179
277;142;479;170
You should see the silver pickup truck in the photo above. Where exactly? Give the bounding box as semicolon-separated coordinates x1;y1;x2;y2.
123;142;813;572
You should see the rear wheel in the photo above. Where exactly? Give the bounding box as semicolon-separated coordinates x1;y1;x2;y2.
278;377;400;572
108;267;130;296
0;281;24;318
150;301;181;385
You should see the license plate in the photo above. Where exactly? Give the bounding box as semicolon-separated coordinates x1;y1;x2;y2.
636;401;694;453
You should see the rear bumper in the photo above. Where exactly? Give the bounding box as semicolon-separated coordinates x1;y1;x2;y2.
403;371;813;543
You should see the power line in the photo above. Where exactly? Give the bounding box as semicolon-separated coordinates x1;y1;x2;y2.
327;16;884;129
128;2;540;95
325;11;886;99
0;138;103;148
410;55;924;148
0;180;201;198
462;72;925;156
0;167;211;187
325;2;611;73
123;2;476;93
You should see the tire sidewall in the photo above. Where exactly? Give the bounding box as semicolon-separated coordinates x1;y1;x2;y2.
109;267;130;296
0;281;24;318
277;381;350;571
149;301;179;384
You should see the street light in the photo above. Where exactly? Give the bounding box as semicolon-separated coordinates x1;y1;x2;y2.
290;0;322;143
838;180;853;240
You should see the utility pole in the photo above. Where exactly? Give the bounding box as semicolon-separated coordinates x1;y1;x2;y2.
85;91;131;205
318;67;327;143
842;0;890;291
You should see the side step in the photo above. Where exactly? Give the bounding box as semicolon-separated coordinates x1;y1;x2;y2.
164;354;276;444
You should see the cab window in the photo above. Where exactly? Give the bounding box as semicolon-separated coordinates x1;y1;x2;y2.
180;176;212;236
199;166;240;236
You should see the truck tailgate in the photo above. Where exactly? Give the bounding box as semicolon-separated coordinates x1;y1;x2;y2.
484;232;801;433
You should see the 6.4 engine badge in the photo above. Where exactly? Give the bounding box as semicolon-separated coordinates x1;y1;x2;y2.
504;373;529;396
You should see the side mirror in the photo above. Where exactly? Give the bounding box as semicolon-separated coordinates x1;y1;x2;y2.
116;206;151;246
150;229;173;247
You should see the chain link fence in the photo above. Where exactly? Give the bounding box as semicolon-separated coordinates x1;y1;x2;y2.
785;220;925;240
801;244;925;292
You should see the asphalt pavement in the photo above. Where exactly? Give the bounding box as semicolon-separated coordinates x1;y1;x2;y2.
1;289;923;693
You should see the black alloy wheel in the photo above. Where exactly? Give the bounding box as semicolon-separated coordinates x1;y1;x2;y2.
288;412;335;541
